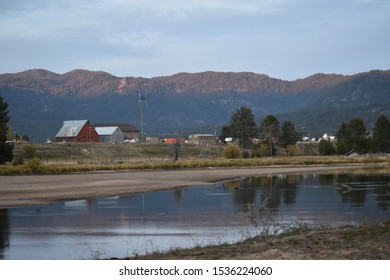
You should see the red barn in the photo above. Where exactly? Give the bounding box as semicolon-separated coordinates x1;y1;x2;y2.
55;120;99;143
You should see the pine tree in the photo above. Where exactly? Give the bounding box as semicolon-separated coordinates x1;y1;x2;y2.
279;120;298;147
230;107;257;148
336;118;367;154
372;115;390;152
0;94;13;164
259;115;280;156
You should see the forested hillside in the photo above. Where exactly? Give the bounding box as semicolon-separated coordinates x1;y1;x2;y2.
0;69;389;142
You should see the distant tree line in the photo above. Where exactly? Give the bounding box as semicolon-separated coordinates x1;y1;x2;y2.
221;106;390;157
318;115;390;155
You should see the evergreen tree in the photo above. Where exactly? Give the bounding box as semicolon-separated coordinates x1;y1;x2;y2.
230;107;257;148
319;139;336;155
0;94;14;164
336;118;367;154
259;115;280;156
349;118;367;153
219;125;231;142
372;115;390;152
279;120;298;147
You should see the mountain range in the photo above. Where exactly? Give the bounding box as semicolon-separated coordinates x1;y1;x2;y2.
1;69;389;142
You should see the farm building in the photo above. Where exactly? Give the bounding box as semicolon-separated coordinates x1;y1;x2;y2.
55;120;99;143
94;124;139;140
188;134;216;146
163;138;185;144
95;126;125;143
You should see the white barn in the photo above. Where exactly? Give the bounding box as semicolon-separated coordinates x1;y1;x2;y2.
95;126;125;143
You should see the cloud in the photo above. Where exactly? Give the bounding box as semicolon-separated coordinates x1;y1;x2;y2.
0;0;389;79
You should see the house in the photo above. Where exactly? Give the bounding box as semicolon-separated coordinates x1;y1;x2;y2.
95;126;125;143
321;133;336;142
94;124;139;140
55;120;99;143
188;134;216;146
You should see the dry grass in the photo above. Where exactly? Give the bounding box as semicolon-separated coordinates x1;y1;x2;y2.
2;143;389;175
1;154;389;175
125;221;390;260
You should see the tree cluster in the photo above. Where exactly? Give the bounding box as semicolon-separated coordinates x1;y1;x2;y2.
335;116;390;155
221;106;299;155
222;107;390;157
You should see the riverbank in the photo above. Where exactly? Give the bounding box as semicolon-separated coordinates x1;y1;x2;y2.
0;163;388;208
124;221;390;260
2;163;389;260
2;154;390;176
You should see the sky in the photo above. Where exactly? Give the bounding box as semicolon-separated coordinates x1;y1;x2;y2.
0;0;389;80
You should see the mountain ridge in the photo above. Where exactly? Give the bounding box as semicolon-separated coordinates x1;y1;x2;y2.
1;69;389;142
2;68;383;97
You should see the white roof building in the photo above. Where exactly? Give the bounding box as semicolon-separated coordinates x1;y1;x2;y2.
95;126;125;143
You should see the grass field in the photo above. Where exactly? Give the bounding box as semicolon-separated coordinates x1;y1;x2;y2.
1;142;389;175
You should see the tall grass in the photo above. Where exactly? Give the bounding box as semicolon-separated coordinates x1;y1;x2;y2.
1;155;389;175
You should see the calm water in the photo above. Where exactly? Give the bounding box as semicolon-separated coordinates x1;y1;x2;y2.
1;169;390;259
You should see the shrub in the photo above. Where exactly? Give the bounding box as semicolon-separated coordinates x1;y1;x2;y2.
12;155;24;166
241;150;251;159
28;157;43;173
319;139;336;155
259;143;271;157
223;144;241;159
286;145;298;156
336;140;349;155
23;144;39;159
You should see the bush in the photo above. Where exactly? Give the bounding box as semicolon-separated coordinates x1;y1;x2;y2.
319;139;336;155
259;143;271;157
286;145;298;156
28;157;43;173
241;150;251;159
23;144;39;159
223;144;241;159
336;140;349;155
12;155;24;166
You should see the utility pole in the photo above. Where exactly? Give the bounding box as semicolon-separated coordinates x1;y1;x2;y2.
139;90;147;142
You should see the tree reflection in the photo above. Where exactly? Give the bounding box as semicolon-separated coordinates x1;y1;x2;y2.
0;209;9;259
227;178;257;206
172;188;184;204
224;175;299;211
258;175;299;209
336;174;368;206
318;174;335;186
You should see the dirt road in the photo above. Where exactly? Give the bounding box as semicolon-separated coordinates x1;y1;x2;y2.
0;164;372;208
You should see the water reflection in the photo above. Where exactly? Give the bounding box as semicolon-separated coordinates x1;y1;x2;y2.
0;209;9;259
1;169;390;259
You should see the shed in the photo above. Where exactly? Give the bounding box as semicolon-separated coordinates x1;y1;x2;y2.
55;120;99;143
95;126;125;143
188;134;216;146
94;123;139;140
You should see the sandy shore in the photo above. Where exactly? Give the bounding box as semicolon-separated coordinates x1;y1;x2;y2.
0;164;375;208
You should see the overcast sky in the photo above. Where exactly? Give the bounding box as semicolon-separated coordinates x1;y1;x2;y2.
0;0;389;80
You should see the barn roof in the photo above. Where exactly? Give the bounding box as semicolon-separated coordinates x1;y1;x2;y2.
95;126;121;136
55;120;88;137
94;123;139;132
